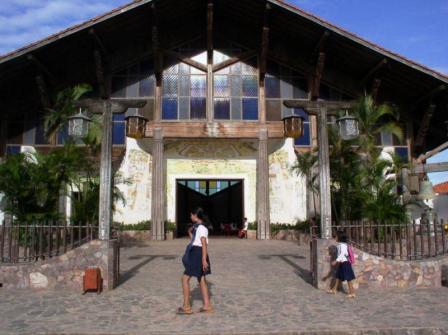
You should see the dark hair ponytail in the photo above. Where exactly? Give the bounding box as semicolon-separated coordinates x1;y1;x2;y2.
191;207;210;224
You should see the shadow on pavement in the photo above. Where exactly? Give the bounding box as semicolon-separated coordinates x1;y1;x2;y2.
258;254;312;284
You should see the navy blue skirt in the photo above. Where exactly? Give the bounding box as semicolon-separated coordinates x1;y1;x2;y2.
182;246;211;279
336;261;355;282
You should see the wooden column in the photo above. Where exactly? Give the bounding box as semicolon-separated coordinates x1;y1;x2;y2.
257;128;270;240
206;0;214;123
151;127;165;240
317;106;331;239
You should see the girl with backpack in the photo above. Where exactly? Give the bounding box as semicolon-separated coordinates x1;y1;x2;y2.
178;207;213;314
327;229;356;298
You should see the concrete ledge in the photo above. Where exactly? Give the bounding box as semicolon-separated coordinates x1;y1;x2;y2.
0;239;119;291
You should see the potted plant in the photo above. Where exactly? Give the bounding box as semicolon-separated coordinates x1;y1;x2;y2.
165;221;177;240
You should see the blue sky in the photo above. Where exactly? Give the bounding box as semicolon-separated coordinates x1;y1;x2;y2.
0;0;447;183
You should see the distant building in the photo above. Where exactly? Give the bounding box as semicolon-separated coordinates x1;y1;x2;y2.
434;181;448;221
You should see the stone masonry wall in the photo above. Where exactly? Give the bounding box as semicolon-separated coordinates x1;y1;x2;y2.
0;240;119;291
313;238;444;290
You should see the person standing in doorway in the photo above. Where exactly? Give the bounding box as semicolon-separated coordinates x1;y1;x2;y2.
238;217;248;238
178;207;213;314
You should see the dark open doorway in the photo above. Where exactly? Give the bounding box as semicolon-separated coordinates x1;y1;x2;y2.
176;179;244;237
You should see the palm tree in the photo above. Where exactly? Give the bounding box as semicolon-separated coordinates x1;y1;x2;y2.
291;150;318;220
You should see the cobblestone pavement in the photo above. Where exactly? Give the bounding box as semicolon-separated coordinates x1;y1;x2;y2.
1;238;448;334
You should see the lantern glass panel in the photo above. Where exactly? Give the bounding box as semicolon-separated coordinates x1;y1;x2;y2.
337;116;359;140
283;116;304;138
126;116;147;139
68;117;89;138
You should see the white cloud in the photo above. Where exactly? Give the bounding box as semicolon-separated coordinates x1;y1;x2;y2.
0;0;129;55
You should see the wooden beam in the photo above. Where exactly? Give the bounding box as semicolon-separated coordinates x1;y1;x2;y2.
35;75;51;108
309;30;330;63
163;49;207;73
411;162;448;174
212;50;257;72
416;140;448;164
93;49;107;98
145;121;284;138
371;78;381;101
207;0;213;64
360;58;387;85
283;99;356;112
27;54;56;83
414;104;436;147
151;2;162;82
311;52;326;100
413;85;446;107
259;3;271;80
89;29;110;60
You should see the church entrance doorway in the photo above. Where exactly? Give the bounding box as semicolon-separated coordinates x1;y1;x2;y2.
176;179;244;237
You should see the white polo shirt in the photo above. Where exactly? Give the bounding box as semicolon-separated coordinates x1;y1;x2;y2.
192;225;209;247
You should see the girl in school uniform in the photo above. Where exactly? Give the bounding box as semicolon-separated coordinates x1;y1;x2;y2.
178;207;213;314
328;230;356;298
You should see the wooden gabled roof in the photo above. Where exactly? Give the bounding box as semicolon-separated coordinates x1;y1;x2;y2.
0;0;446;152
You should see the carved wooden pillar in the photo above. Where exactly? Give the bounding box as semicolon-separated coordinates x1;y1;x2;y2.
98;100;113;240
317;106;331;239
257;128;270;239
151;127;165;240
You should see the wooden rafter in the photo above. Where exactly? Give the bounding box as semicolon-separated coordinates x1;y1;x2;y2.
151;2;162;83
309;30;330;63
414;104;436;148
311;52;326;100
35;75;50;108
207;0;213;64
212;50;257;72
371;78;381;101
163;49;207;72
89;29;110;60
27;54;55;83
360;58;387;85
413;85;446;107
259;2;271;81
93;49;107;98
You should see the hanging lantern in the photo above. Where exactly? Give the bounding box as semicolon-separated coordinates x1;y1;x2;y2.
336;111;359;140
282;115;304;139
68;109;91;138
417;179;436;200
125;110;148;139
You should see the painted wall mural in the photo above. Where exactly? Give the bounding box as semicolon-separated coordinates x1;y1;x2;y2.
113;137;307;226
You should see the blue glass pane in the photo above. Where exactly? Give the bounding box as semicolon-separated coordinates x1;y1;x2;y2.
242;98;258;120
179;63;190;74
395;147;409;163
112;122;125;145
265;77;280;98
221;181;229;189
179;97;189;120
292;108;309;121
214;98;230;119
113;112;125;121
7;146;21;155
191;98;206;119
230;76;241;97
294;123;311;146
139;77;154;97
231;98;242;120
57;125;69;144
162;75;178;96
242;76;258;97
179;76;190;97
191;75;206;97
126;80;139;98
162;98;178;120
242;61;257;75
214;75;229;97
165;64;178;74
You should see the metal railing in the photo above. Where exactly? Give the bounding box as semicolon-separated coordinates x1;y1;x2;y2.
0;222;98;264
311;219;448;260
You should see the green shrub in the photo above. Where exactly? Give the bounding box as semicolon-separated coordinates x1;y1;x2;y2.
165;221;177;232
118;220;151;231
248;222;257;230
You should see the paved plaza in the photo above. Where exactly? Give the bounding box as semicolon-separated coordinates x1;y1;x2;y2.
1;238;448;334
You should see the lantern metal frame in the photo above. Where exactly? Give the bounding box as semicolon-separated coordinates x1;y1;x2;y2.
281;115;305;139
125;111;149;139
67;109;92;138
336;110;359;141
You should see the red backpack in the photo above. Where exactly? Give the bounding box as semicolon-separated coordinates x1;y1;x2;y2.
348;244;356;265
